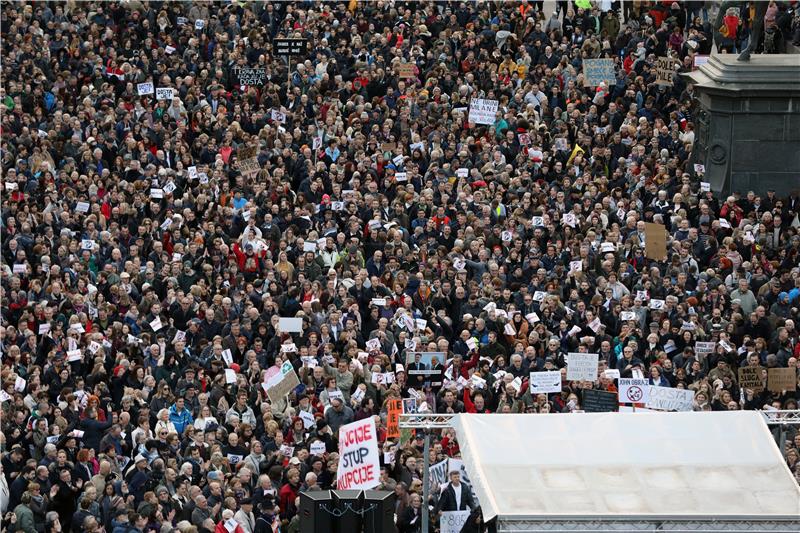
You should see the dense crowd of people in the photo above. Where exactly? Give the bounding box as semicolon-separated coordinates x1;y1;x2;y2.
2;1;800;532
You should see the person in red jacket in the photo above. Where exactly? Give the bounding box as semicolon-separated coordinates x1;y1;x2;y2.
447;351;479;381
214;509;245;533
279;468;301;521
463;386;491;414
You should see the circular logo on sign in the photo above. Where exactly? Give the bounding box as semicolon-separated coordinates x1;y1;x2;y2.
627;386;643;402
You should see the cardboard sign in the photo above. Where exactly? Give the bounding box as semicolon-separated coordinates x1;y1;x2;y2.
156;87;175;101
644;222;667;261
583;58;616;87
441;511;471;533
236;146;260;176
529;371;562;394
768;368;797;393
386;399;402;439
646;386;695;411
263;361;301;402
566;353;599;382
232;67;267;86
396;63;416;78
468;98;498;125
738;367;764;392
582;389;619;412
137;82;154;95
337;418;380;490
655;56;677;86
279;317;303;333
618;378;650;404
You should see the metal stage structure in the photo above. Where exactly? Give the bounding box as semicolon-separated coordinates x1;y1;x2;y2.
398;412;800;533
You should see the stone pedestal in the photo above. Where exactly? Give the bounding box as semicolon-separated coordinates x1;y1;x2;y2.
685;54;800;195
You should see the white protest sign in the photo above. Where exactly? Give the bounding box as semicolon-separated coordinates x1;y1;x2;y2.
271;109;286;123
137;82;154;95
224;369;237;384
468;98;499;125
75;201;90;213
429;459;449;488
156;87;174;101
566;352;599;381
569;260;582;273
221;349;233;366
620;311;637;321
646;386;694;411
694;341;716;355
337;418;380;490
299;410;315;429
618;378;650;404
149;317;163;331
310;440;327;456
529;371;562;394
279;317;303;333
441;511;471;533
525;312;540;325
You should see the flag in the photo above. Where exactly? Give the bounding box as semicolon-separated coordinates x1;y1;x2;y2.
567;144;585;166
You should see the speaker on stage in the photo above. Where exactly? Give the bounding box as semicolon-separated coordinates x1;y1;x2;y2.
362;490;397;533
299;490;333;533
332;490;363;533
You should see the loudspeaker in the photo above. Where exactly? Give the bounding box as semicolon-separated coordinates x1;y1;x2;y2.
332;490;363;533
362;490;397;533
299;490;333;533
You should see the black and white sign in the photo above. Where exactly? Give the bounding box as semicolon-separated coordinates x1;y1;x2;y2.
274;38;308;56
232;67;267;87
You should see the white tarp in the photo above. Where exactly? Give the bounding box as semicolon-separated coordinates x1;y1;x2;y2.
451;412;800;520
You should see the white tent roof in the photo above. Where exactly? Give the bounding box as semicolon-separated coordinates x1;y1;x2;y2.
451;412;800;520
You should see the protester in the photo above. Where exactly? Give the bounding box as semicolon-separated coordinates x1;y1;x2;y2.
2;2;800;533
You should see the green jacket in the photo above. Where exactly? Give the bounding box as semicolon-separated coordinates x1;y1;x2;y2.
13;503;37;533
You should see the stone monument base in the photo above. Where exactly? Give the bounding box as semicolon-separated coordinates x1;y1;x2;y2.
685;54;800;196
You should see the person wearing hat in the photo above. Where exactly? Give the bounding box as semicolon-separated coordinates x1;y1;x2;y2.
233;497;256;533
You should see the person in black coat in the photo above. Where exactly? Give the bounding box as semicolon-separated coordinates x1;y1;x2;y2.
79;410;113;452
438;470;476;513
397;492;422;533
